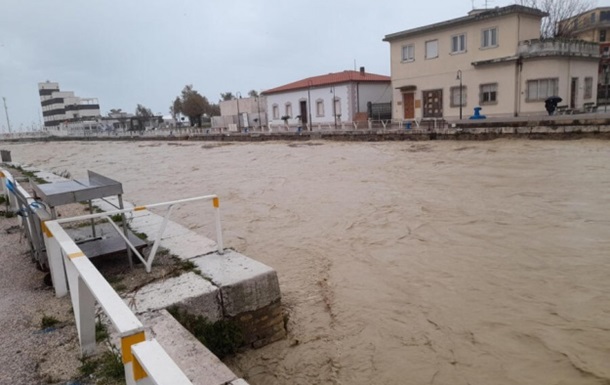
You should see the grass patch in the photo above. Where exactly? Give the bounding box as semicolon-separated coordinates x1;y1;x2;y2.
167;305;243;359
0;194;6;205
41;314;60;329
0;210;15;218
79;349;125;385
95;320;109;342
9;165;48;185
109;213;124;223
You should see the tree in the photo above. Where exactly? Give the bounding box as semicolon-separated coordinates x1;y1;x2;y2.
134;104;154;131
170;97;182;120
248;90;259;98
209;103;221;116
220;92;235;101
516;0;595;38
179;85;211;127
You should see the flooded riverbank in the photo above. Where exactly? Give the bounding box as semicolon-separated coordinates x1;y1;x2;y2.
4;139;610;385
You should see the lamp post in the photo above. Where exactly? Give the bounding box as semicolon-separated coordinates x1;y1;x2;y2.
235;92;241;131
604;64;610;112
307;81;312;132
331;86;337;130
456;70;463;120
256;95;262;131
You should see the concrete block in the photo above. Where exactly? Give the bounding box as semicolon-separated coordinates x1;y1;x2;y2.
193;250;281;316
123;272;222;321
141;310;240;385
599;125;610;133
159;233;218;260
230;380;250;385
516;127;531;134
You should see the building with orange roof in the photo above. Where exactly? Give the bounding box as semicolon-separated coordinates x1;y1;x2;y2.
261;67;391;129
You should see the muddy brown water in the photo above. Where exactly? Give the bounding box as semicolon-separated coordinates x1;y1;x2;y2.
5;139;610;385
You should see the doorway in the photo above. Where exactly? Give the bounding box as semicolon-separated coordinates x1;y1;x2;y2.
402;93;415;119
570;77;578;109
299;100;308;124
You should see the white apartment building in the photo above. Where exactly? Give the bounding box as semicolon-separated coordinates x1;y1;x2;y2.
38;81;101;130
383;5;600;120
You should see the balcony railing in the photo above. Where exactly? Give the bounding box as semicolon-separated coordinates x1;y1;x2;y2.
518;39;600;58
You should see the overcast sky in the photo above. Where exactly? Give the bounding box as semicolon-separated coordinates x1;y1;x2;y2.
0;0;519;131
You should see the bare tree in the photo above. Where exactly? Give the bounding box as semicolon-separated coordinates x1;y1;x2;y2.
516;0;596;38
169;97;181;120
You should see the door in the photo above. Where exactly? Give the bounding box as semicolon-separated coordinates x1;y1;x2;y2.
299;101;308;124
570;78;578;109
402;93;415;119
423;89;443;118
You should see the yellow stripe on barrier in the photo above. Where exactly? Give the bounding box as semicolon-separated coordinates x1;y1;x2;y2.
42;221;53;238
121;331;146;364
68;251;85;259
213;197;219;208
0;171;4;177
133;357;148;381
134;206;146;211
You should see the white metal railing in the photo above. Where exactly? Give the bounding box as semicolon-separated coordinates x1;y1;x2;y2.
51;194;224;275
42;220;194;384
1;168;221;384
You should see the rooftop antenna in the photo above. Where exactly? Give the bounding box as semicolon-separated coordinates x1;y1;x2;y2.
2;97;11;133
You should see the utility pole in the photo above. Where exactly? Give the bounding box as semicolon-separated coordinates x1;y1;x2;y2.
2;97;11;133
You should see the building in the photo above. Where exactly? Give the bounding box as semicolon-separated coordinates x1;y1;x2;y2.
383;5;600;121
261;68;391;128
559;7;610;102
38;81;101;131
216;95;267;131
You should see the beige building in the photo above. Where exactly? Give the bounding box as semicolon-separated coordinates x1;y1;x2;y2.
560;7;610;101
383;5;600;120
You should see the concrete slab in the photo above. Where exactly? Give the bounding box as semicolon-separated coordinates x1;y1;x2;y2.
158;233;218;260
140;310;247;385
192;250;281;316
123;272;222;321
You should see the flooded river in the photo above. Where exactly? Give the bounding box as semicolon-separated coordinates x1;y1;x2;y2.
5;139;610;385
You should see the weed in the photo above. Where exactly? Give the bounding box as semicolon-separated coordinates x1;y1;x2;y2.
109;213;123;223
0;194;6;205
113;283;127;292
96;320;109;342
167;305;243;359
79;349;125;385
41;314;60;329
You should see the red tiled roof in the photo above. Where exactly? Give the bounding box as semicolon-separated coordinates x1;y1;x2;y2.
262;70;390;95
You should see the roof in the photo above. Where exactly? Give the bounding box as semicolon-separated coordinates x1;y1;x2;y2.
262;70;390;95
383;4;548;42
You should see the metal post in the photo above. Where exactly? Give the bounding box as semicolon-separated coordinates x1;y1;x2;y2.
256;96;262;131
331;86;337;130
606;66;609;113
2;97;11;133
456;70;463;120
235;92;241;131
307;83;312;131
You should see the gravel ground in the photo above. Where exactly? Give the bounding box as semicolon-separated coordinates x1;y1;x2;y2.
0;213;82;385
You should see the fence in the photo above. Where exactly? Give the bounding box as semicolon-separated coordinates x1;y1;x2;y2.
1;167;226;384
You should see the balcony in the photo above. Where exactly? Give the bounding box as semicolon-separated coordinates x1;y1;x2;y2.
518;39;600;58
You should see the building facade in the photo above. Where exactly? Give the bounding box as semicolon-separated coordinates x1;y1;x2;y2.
560;7;610;101
262;69;391;128
38;81;101;130
383;5;600;120
217;96;267;130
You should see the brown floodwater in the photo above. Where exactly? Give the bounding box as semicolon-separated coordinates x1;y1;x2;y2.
5;139;610;385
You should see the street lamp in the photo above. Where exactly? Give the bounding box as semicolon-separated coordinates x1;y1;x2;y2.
456;70;463;120
256;95;261;131
605;65;609;113
235;92;241;131
330;86;337;130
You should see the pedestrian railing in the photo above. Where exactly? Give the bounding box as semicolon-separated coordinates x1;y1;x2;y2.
1;167;226;384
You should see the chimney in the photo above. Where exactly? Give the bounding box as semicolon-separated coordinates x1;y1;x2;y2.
360;66;365;76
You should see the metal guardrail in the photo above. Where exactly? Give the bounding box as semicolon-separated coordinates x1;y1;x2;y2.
1;167;224;384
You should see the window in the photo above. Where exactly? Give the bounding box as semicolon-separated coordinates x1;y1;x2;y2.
402;44;414;61
584;77;593;99
272;104;279;119
600;30;607;42
451;34;466;53
316;99;325;117
285;102;292;117
450;86;467;107
526;78;558;101
480;83;498;104
481;27;498;48
601;11;610;22
425;40;438;59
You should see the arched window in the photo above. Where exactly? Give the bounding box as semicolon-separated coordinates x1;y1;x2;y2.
316;99;325;117
285;102;292;118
